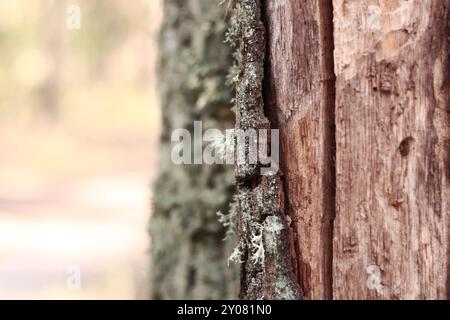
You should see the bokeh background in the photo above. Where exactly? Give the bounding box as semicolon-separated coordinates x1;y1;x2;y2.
0;0;162;299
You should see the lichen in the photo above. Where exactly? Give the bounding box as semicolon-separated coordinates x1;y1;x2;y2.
216;193;239;240
250;222;265;265
150;0;239;300
227;240;245;266
227;0;301;300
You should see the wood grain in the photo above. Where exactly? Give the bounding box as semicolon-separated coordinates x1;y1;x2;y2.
264;0;336;299
332;0;450;299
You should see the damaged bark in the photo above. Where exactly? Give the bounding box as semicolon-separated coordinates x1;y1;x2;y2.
231;0;301;300
230;0;449;300
263;0;336;299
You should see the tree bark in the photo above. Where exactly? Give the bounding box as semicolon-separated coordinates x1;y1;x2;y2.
264;0;336;300
151;0;238;299
234;0;449;299
332;0;449;299
232;0;301;300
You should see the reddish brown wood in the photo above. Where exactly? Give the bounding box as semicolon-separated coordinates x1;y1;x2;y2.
332;0;450;299
263;0;449;299
264;0;336;299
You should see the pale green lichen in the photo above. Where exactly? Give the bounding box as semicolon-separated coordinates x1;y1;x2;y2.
262;215;285;253
227;240;245;266
217;193;239;240
226;0;301;300
250;223;265;265
150;0;238;300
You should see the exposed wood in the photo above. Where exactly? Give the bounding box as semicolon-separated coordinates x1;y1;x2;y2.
332;0;450;299
264;0;336;299
233;0;448;299
233;0;301;300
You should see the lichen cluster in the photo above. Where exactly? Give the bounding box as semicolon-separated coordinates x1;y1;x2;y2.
226;0;301;300
151;0;301;300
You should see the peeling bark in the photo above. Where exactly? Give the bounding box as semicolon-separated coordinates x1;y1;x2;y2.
232;0;301;300
263;0;336;299
233;0;449;300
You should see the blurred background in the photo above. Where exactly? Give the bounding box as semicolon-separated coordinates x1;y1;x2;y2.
0;0;162;299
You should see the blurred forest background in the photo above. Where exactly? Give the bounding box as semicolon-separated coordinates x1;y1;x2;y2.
0;0;162;299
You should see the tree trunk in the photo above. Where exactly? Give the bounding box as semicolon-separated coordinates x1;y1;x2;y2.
233;0;449;299
332;0;449;299
264;0;336;300
150;0;238;299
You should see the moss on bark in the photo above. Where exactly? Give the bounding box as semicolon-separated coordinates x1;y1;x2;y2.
150;0;238;299
229;0;301;300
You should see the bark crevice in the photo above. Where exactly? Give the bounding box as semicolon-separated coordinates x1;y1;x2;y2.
318;0;336;300
233;0;301;300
